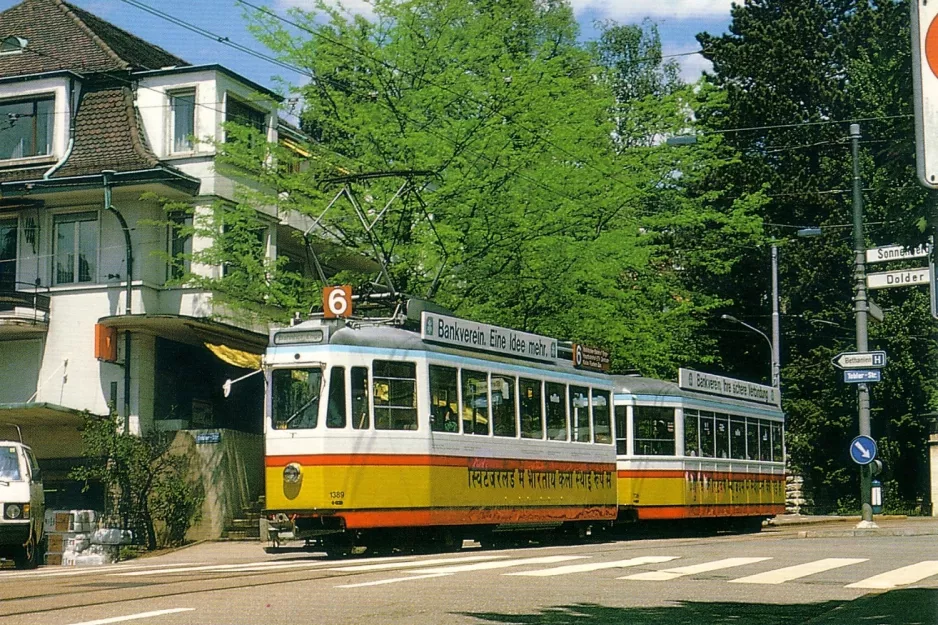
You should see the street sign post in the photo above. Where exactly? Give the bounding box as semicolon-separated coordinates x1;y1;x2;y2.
850;435;878;465
844;370;882;384
911;1;938;188
866;268;930;290
832;351;887;369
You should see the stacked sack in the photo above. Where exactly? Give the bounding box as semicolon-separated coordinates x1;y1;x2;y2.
43;510;132;566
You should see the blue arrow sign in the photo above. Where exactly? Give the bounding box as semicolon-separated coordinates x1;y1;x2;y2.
843;369;881;383
850;435;877;465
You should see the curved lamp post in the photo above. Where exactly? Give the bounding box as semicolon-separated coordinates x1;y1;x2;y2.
721;314;778;388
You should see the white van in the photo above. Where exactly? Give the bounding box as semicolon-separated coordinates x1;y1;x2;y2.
0;441;44;568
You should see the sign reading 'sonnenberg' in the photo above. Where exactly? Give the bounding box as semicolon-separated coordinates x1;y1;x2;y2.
421;312;557;361
678;368;780;406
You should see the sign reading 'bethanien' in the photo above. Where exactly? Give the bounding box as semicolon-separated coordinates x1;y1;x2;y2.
421;312;558;362
678;368;780;406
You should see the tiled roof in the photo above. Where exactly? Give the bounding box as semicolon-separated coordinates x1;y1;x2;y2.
50;86;161;178
0;85;189;184
0;0;188;77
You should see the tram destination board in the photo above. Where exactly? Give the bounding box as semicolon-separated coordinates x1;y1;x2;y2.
572;344;611;372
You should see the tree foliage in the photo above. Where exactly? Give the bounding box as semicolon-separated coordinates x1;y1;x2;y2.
177;0;768;379
697;0;938;510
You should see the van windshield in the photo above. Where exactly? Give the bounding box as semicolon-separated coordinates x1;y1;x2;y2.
0;446;21;481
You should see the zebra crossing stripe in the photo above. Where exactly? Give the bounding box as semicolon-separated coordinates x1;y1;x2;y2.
112;560;338;576
337;572;453;588
729;558;868;585
622;557;772;581
329;555;506;572
846;561;938;589
508;556;679;577
412;555;588;575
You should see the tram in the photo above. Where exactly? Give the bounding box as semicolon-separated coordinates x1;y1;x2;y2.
263;300;617;555
261;298;785;555
612;371;786;530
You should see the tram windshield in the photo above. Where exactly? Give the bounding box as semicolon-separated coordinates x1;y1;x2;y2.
271;367;324;430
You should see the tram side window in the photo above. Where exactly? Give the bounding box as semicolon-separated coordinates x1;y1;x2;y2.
614;406;628;454
633;406;675;456
271;368;322;430
746;417;760;460
699;411;715;458
519;378;544;439
461;369;490;435
546;382;568;441
326;366;347;428
592;390;612;444
570;385;590;443
492;375;517;437
759;420;772;461
730;417;746;460
715;413;729;458
351;366;370;429
373;360;418;430
430;365;459;433
771;421;783;461
684;409;699;457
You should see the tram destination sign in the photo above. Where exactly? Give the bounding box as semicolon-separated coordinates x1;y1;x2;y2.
866;243;930;264
678;369;780;406
572;344;611;372
421;312;558;362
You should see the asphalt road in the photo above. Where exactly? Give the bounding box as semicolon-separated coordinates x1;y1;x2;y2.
2;526;937;625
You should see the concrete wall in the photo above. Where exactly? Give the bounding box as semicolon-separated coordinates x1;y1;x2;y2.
169;429;263;540
0;338;42;403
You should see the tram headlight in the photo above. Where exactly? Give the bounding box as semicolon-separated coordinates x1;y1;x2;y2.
283;463;302;483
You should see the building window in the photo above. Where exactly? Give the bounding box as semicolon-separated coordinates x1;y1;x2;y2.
0;36;26;55
0;219;15;290
54;212;97;285
169;89;195;153
226;95;266;143
167;213;192;280
0;97;53;160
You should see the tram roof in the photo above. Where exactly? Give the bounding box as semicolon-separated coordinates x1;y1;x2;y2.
612;374;784;416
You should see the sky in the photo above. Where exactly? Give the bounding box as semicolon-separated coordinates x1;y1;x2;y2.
0;0;734;92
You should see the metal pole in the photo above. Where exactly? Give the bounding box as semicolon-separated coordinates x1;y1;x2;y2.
851;124;876;528
771;243;781;388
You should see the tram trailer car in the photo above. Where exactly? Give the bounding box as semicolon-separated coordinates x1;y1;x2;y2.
612;370;786;531
263;311;618;556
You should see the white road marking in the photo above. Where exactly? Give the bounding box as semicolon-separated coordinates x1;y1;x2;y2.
730;558;868;585
112;560;337;577
412;555;588;575
336;572;453;588
64;608;194;625
846;561;938;589
0;562;205;579
508;556;680;577
622;557;771;581
329;554;506;572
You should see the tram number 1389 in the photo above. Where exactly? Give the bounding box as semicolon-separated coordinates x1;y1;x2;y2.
330;491;345;506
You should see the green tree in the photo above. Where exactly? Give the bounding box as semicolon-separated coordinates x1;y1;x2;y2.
697;0;937;509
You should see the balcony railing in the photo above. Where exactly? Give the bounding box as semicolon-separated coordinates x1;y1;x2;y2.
0;281;51;316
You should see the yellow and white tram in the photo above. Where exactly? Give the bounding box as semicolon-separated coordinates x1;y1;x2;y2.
262;302;785;554
613;370;786;528
263;305;617;555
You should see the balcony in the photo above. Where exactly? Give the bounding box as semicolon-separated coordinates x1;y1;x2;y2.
0;282;50;338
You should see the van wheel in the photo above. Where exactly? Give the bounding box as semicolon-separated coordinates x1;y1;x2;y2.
13;536;37;569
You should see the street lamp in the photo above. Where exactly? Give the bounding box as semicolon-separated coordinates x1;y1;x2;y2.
721;314;778;388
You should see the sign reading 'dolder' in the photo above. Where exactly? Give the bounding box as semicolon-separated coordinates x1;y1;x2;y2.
678;368;780;406
421;312;558;362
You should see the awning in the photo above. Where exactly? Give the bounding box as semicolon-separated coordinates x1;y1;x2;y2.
0;402;91;428
205;342;261;370
97;314;267;354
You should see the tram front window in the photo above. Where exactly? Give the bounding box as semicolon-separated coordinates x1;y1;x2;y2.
272;368;323;430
